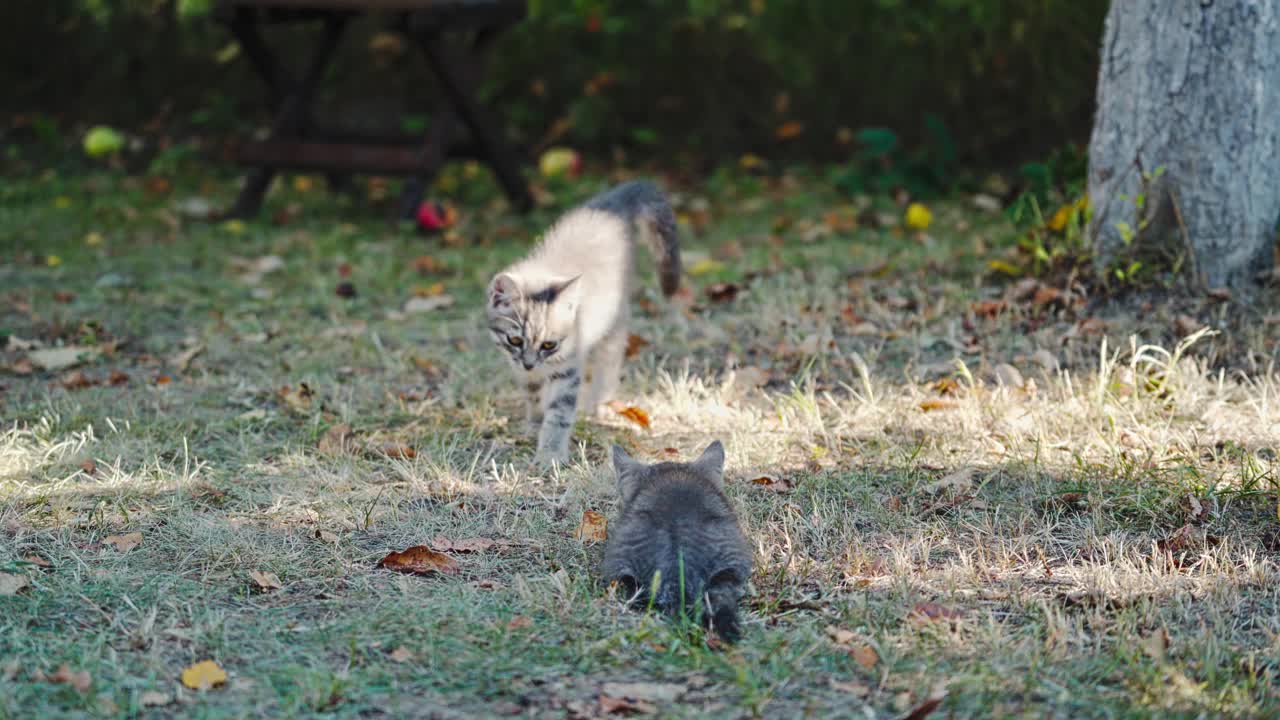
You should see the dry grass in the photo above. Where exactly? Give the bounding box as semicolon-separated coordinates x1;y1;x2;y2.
2;168;1279;717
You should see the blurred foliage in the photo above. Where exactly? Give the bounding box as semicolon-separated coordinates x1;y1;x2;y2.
1;0;1107;172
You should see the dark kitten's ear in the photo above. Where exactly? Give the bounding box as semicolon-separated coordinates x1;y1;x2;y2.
693;440;726;482
489;272;519;307
612;444;644;494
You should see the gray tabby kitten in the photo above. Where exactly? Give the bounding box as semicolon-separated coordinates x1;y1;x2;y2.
603;441;752;641
486;181;680;464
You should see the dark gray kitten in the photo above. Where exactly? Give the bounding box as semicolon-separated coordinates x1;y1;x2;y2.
603;441;752;641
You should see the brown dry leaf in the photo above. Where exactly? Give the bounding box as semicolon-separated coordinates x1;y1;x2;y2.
103;532;142;552
1077;317;1107;336
923;467;976;495
23;554;52;568
1032;286;1061;307
377;546;460;575
599;693;656;715
506;615;533;630
139;690;172;707
749;474;793;493
826;627;857;645
80;459;97;475
314;529;340;544
180;660;227;691
248;570;283;591
9;357;34;375
412;255;446;275
153;374;172;386
0;572;30;596
1173;314;1203;337
49;664;92;692
317;423;354;455
705;281;741;303
575;511;609;543
378;442;417;459
277;383;314;413
59;370;96;390
625;334;649;359
389;647;414;663
850;644;879;670
970;300;1007;319
606;401;651;430
918;399;959;412
910;601;965;623
775;121;805;140
902;690;948;720
108;370;129;386
1141;627;1170;661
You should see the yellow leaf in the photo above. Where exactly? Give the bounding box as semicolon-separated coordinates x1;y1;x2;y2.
181;660;227;691
987;259;1022;276
575;510;608;543
46;255;62;267
54;196;72;209
214;42;240;64
738;153;765;170
84;231;104;247
221;219;246;235
918;399;959;412
1047;204;1071;232
687;258;724;277
292;175;314;193
904;203;933;231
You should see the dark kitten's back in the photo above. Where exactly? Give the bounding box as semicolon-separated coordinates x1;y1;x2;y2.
604;444;751;640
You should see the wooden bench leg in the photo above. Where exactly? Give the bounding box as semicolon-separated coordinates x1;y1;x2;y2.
226;13;349;219
417;31;533;213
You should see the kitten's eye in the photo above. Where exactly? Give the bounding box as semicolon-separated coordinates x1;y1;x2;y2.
507;335;523;347
540;341;559;352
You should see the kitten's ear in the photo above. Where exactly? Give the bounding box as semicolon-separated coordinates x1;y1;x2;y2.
693;440;726;482
489;272;520;307
612;444;644;494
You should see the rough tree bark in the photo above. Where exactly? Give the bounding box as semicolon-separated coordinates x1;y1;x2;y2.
1088;0;1280;290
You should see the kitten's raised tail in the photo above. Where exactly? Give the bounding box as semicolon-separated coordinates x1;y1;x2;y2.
584;180;681;296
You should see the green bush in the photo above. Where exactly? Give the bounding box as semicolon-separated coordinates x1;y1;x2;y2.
1;0;1108;170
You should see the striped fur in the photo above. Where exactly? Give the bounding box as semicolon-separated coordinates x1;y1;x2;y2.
486;181;681;464
603;441;752;641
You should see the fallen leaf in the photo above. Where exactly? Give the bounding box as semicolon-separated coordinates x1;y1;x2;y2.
170;343;204;373
600;682;686;703
749;474;793;492
103;532;142;552
849;644;879;670
404;295;455;313
248;570;282;591
0;572;30;596
625;334;649;359
825;626;857;645
918;399;958;412
29;346;99;372
23;554;52;568
705;282;741;303
377;546;460;575
317;424;354;455
413;282;446;297
277;383;314;413
970;300;1007;319
687;258;725;277
8;358;34;375
315;529;340;544
910;601;964;623
389;647;414;663
49;665;92;692
1141;626;1169;661
180;660;227;691
378;443;417;459
1173;314;1203;337
80;459;97;474
904;202;933;231
108;370;129;386
506;615;533;630
774;121;805;140
59;370;96;390
606;401;651;429
575;511;608;543
412;255;446;275
902;691;947;720
153;374;172;386
139;690;172;707
599;693;656;715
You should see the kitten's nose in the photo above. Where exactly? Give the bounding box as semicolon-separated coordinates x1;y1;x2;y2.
521;359;536;371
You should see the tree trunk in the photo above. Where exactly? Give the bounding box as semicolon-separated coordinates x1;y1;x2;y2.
1088;0;1280;290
